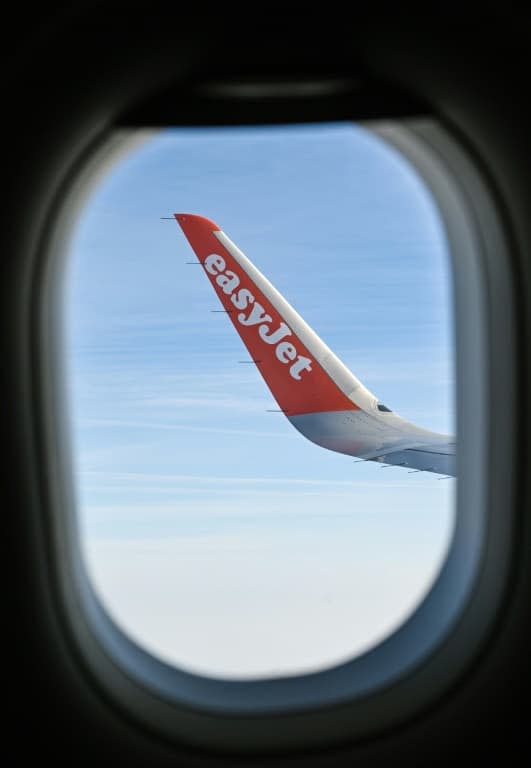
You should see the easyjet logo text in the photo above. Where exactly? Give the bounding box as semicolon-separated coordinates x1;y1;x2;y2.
204;253;313;381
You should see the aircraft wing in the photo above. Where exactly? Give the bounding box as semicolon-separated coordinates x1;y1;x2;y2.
174;214;456;476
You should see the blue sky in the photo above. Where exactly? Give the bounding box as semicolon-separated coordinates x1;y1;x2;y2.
65;123;455;678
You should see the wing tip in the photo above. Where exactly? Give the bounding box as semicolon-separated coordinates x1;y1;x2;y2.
173;213;221;231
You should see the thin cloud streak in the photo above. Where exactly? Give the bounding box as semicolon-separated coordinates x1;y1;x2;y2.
80;468;453;488
75;417;293;439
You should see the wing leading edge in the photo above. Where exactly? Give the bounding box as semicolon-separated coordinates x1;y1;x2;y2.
174;214;456;476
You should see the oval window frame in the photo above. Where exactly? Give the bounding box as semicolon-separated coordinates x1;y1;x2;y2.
36;117;515;752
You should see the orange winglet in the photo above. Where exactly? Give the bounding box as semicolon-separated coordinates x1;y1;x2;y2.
175;214;358;416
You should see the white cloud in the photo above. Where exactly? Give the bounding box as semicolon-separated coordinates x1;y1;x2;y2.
83;529;451;679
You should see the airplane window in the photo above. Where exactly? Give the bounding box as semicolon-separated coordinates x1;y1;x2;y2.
65;123;455;680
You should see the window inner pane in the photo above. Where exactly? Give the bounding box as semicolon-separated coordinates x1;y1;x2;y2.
65;123;455;679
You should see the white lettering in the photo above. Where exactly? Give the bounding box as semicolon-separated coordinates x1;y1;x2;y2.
231;288;254;310
204;253;226;275
275;341;297;363
289;355;313;380
238;302;272;327
216;270;240;295
203;259;313;381
259;321;291;345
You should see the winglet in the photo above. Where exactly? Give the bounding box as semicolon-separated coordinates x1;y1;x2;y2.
174;214;377;416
